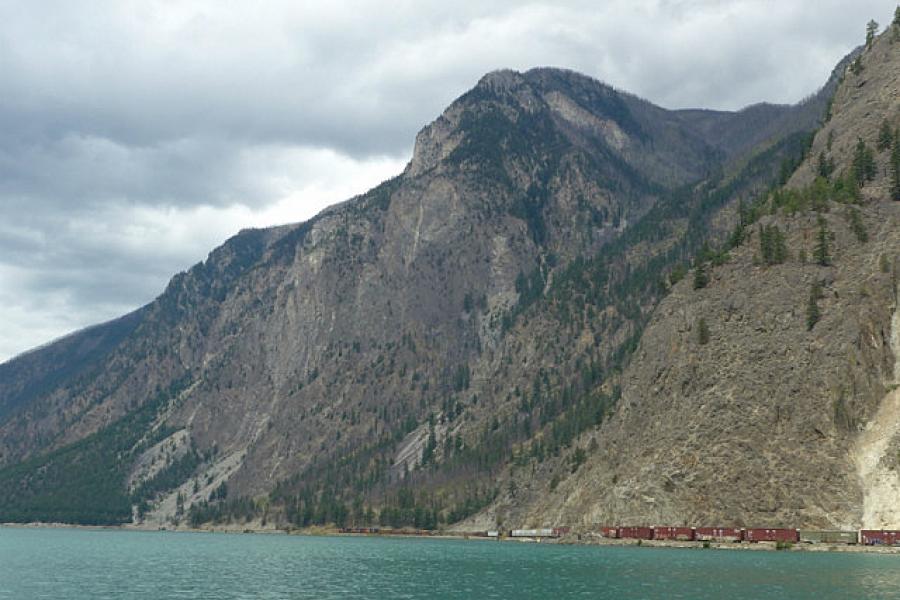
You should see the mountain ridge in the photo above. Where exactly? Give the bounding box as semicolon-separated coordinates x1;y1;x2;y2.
476;28;899;531
0;36;870;530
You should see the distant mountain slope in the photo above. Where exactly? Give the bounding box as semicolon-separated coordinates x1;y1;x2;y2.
0;309;145;428
0;49;844;527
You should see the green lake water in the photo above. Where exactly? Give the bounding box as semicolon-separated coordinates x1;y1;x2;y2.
2;527;900;599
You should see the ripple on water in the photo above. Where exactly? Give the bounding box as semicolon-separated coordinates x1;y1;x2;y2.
3;529;900;599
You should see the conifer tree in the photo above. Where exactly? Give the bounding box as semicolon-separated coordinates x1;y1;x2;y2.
728;207;746;248
891;138;900;201
851;137;876;186
817;151;835;179
894;19;900;43
842;170;862;204
727;223;744;249
693;262;709;290
895;6;900;28
814;216;831;266
866;20;879;49
697;318;710;345
847;207;868;243
669;263;687;285
877;119;894;151
758;224;787;265
772;226;787;263
806;280;823;330
759;224;772;263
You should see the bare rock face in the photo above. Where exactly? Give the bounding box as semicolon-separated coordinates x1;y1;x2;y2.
493;29;900;531
0;46;856;527
524;204;898;529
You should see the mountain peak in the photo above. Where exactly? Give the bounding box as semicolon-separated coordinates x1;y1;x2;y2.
475;68;527;93
0;41;867;530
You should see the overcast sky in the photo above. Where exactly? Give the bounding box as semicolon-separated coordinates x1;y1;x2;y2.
1;0;896;363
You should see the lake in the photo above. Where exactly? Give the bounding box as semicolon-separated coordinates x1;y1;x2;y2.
2;527;900;598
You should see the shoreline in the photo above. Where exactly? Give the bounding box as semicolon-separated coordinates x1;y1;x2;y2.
554;534;900;554
5;521;900;554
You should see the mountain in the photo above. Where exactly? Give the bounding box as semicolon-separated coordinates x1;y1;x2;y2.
0;32;872;529
481;28;900;531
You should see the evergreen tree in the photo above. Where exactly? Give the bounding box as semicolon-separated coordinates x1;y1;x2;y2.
847;207;868;243
851;137;876;186
850;55;864;75
891;138;900;201
839;170;862;204
877;119;894;151
817;151;835;179
697;318;710;345
727;219;746;249
773;226;787;263
758;224;787;265
895;6;900;27
421;419;437;465
814;216;831;266
759;224;772;262
806;280;823;330
693;262;709;290
866;19;879;49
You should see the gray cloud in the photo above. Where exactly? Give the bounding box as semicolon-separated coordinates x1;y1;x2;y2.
1;0;897;361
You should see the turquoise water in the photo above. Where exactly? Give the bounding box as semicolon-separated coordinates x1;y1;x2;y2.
3;528;900;599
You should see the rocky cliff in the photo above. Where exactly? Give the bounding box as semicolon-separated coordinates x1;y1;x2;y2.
485;28;900;531
0;31;873;529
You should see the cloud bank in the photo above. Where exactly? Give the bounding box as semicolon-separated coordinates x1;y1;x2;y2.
1;0;895;361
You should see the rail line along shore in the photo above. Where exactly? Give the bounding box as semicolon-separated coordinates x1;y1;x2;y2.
7;521;900;555
331;525;900;554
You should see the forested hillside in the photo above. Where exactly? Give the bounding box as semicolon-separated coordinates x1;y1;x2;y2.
0;20;878;530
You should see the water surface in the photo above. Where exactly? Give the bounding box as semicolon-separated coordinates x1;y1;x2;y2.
2;527;900;599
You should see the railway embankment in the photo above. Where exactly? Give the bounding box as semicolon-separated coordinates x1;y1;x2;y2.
552;533;900;554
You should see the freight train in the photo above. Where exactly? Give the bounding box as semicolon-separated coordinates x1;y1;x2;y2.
594;526;900;546
338;527;437;536
509;527;570;538
338;525;900;546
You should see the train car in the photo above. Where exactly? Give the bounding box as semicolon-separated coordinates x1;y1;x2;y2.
652;526;695;541
552;527;571;537
340;527;367;534
743;528;799;543
694;527;742;542
597;526;619;538
510;528;555;538
860;530;900;546
486;530;500;538
798;530;858;545
618;527;654;540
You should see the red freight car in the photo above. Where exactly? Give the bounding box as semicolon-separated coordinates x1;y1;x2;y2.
552;527;571;537
860;530;900;546
653;527;695;541
694;527;742;542
743;528;799;543
597;526;618;538
618;527;654;540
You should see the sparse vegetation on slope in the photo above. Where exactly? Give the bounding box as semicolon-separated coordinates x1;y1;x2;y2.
0;23;870;528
